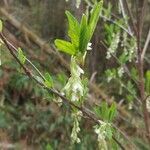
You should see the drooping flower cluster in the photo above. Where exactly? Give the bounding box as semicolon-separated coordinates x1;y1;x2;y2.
63;57;85;143
63;57;84;102
71;111;82;143
94;120;112;150
118;67;124;77
106;31;121;59
121;31;128;53
121;32;137;63
128;37;137;62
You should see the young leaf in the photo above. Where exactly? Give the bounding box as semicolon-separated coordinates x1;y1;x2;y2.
88;1;103;39
17;47;26;65
94;102;116;122
0;20;2;32
79;1;103;53
44;72;53;88
108;102;117;121
94;106;101;118
101;102;109;121
54;39;76;55
65;11;80;48
94;102;109;121
79;14;89;53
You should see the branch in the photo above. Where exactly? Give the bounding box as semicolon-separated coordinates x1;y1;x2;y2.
0;32;137;150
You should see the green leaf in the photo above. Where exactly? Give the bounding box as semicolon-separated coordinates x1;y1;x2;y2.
65;11;80;48
103;3;112;19
17;47;26;64
94;102;109;121
94;102;116;122
44;72;53;88
79;14;89;53
54;39;76;55
108;102;117;121
119;52;128;64
131;67;138;81
126;94;134;102
88;1;103;39
46;144;53;150
145;71;150;94
101;102;109;121
94;107;100;118
0;20;2;32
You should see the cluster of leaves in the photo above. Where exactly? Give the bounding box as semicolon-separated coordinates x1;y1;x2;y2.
55;1;103;57
93;102;117;149
94;102;117;122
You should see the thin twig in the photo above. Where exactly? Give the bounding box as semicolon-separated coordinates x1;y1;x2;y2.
100;14;133;36
124;0;137;35
141;29;150;61
0;36;46;81
139;0;147;39
118;0;132;34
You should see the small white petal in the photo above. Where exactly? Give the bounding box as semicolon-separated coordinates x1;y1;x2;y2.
87;42;92;50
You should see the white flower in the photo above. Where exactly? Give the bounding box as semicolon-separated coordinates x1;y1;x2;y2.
128;102;133;110
95;128;100;134
76;0;81;8
71;111;81;143
71;94;78;102
87;42;92;50
118;67;124;77
71;57;84;76
72;80;83;92
76;138;81;143
106;51;111;59
76;65;84;75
